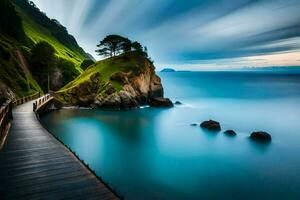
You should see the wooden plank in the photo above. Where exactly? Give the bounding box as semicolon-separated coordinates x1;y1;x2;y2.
0;101;119;200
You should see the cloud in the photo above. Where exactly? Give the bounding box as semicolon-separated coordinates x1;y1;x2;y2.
31;0;300;68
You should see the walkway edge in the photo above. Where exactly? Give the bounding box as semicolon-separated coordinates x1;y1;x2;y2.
35;110;123;199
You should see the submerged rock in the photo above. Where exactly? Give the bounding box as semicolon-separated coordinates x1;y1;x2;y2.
224;130;237;136
200;120;221;131
174;101;183;105
190;123;198;126
149;97;173;107
250;131;272;142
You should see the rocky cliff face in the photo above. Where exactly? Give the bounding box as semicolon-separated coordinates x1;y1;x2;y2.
0;84;16;105
55;53;173;109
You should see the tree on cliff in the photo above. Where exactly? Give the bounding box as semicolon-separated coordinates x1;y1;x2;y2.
96;35;149;58
30;41;55;92
131;41;143;52
96;35;131;57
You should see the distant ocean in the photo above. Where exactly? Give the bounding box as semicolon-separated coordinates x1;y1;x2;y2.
41;70;300;200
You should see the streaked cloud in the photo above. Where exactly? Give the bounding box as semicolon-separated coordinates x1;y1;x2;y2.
31;0;300;69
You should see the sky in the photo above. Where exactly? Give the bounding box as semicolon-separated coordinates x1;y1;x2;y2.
31;0;300;70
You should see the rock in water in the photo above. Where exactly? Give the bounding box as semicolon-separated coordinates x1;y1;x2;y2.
190;123;198;126
174;101;182;105
200;120;221;131
149;97;173;107
224;130;237;136
250;131;272;141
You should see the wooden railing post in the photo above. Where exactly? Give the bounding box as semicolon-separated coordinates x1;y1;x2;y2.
0;100;13;148
12;92;40;108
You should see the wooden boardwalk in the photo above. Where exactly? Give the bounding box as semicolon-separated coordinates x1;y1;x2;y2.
0;101;119;200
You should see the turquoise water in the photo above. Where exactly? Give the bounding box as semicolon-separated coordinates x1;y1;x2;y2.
41;71;300;199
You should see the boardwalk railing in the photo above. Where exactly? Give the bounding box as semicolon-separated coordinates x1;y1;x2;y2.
33;94;53;112
13;92;40;107
0;100;13;150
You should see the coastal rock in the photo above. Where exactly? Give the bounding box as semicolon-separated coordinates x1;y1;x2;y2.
110;72;129;85
149;97;174;107
98;93;121;109
224;130;237;136
53;99;63;109
190;123;198;126
175;101;183;105
54;53;173;109
55;53;171;109
149;75;164;98
250;131;272;142
200;120;221;131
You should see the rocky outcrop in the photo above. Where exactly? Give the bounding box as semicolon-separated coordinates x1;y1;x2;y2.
56;53;172;109
200;120;221;131
174;101;182;105
149;97;173;107
0;84;16;105
250;131;272;142
224;130;237;136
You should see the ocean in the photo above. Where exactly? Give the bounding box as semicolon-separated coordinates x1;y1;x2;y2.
41;71;300;199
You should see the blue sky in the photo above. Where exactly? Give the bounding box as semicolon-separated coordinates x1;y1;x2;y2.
32;0;300;70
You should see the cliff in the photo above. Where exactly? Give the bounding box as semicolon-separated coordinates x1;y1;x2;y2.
56;52;173;109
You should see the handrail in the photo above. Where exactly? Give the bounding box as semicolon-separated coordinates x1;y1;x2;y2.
13;92;40;107
33;94;53;112
0;100;13;149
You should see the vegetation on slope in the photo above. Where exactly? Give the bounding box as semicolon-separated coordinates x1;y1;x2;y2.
0;36;42;97
0;0;41;97
13;0;89;67
0;0;27;42
55;34;161;108
60;52;148;93
0;0;89;98
60;35;150;94
55;46;170;109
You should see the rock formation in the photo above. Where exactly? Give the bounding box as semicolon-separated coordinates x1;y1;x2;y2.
55;53;173;109
250;131;272;142
224;130;237;136
0;84;16;105
200;120;221;131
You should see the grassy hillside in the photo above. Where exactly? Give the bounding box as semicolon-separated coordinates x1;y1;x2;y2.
55;52;164;108
0;35;42;97
13;0;88;69
0;0;89;98
60;52;148;93
0;0;42;97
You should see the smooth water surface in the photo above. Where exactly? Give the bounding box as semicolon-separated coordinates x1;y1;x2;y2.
41;71;300;199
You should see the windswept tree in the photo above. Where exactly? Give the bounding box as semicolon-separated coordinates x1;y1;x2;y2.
131;41;143;52
96;35;131;57
121;38;132;53
96;34;149;58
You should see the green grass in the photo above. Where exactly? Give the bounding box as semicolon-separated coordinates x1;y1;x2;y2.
0;35;42;97
1;0;89;98
60;52;148;93
14;5;86;72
